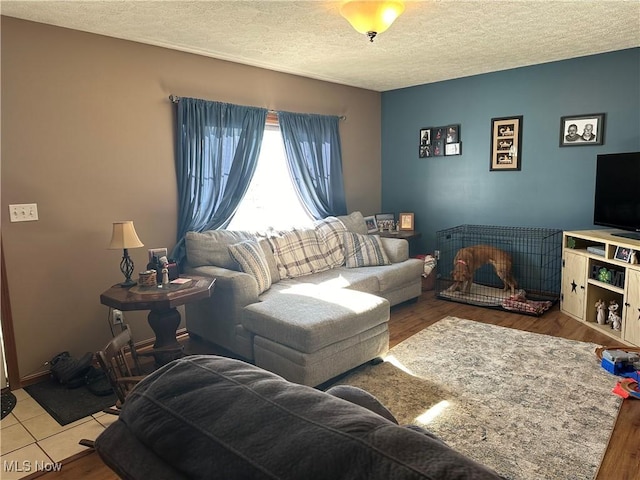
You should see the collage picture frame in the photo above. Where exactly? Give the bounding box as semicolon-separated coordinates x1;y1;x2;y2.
490;116;523;171
419;124;461;158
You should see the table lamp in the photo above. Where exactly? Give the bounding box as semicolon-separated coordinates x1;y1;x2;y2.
108;221;144;287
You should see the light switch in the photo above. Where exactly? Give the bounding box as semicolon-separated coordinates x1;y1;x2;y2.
9;204;39;222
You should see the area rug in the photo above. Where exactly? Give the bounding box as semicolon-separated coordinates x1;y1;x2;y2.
24;379;116;426
335;316;621;480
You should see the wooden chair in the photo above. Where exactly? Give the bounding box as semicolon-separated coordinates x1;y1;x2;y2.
96;324;149;413
79;324;159;448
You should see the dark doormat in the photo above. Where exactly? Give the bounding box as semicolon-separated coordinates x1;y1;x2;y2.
1;391;17;419
24;378;116;426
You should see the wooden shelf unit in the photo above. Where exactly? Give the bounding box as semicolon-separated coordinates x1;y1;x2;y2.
561;229;640;346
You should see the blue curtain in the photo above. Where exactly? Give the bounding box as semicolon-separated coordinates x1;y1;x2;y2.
172;97;267;264
278;111;347;219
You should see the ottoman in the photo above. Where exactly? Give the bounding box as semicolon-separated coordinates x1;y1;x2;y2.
242;285;389;386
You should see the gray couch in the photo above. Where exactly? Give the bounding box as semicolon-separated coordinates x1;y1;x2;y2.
183;212;423;386
95;356;505;480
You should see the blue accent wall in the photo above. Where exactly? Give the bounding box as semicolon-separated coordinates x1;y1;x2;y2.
381;48;640;253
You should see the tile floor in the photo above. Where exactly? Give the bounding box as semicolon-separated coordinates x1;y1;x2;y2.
1;388;115;479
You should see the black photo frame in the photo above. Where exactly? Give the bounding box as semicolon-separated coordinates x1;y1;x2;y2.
419;128;431;158
375;213;395;231
490;116;523;171
559;113;605;146
420;124;461;157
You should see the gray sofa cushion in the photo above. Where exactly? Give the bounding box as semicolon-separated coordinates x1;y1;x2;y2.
95;356;505;480
243;286;388;353
361;260;425;291
271;270;380;294
186;230;255;269
337;210;368;235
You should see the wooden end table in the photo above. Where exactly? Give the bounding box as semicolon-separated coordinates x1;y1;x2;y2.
375;230;421;241
373;230;422;256
100;275;215;366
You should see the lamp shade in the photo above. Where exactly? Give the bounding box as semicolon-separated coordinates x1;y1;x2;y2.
108;221;144;249
340;1;405;37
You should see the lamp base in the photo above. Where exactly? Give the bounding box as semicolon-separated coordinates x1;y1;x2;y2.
119;279;137;288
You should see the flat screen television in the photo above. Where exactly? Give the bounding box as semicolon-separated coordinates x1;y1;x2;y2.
593;151;640;240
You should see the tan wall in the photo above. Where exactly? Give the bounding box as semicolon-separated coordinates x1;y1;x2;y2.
0;17;382;382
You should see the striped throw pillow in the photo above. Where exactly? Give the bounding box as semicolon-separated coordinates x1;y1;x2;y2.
267;229;331;279
228;240;272;294
314;216;347;268
343;232;391;268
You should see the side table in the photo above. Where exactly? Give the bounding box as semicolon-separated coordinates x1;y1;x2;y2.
375;230;421;241
100;275;215;366
373;230;422;256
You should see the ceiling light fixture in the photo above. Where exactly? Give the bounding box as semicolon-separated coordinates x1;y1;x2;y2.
340;1;405;42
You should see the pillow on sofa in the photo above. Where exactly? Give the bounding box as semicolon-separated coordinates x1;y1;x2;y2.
228;240;272;294
185;230;255;269
343;232;391;268
337;211;368;235
314;216;347;268
267;229;331;279
257;237;281;283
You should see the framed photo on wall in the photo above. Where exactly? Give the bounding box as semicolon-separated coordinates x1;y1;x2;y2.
445;143;461;156
559;113;605;147
444;124;461;156
445;125;459;143
432;127;446;157
420;125;462;157
419;128;431;158
490;116;523;171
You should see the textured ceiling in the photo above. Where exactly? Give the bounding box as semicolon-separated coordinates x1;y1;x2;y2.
2;0;639;92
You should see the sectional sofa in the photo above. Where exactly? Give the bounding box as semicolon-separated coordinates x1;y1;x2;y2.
183;211;423;386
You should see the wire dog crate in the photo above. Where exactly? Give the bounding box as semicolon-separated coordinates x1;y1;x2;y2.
435;225;562;315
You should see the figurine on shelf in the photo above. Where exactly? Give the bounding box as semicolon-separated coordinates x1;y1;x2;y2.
595;299;607;325
608;300;622;331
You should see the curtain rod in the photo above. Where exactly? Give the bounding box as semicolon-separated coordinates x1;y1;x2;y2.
168;95;346;120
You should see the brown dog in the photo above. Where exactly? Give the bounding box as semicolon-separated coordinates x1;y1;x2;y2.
449;245;517;295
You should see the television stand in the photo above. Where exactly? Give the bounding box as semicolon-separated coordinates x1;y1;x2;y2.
612;231;640;241
561;230;640;347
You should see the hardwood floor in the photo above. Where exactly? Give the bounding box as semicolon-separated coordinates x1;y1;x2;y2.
36;291;640;479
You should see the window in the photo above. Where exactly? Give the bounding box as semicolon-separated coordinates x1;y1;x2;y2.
227;123;314;232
